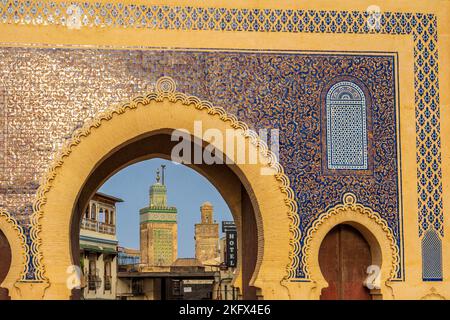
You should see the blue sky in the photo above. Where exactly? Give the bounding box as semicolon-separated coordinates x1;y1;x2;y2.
98;158;233;258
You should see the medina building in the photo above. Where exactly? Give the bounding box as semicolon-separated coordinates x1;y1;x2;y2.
79;192;123;300
0;0;450;300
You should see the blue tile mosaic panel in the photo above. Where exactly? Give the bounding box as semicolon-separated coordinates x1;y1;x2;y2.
326;81;368;170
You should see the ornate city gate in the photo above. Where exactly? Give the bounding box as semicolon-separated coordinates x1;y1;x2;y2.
0;0;449;300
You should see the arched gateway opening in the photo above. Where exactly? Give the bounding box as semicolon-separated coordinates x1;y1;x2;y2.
71;133;259;299
35;78;294;300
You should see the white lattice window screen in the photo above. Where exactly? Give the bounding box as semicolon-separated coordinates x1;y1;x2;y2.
326;81;368;170
422;229;443;281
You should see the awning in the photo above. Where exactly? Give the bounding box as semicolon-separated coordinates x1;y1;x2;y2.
80;243;117;254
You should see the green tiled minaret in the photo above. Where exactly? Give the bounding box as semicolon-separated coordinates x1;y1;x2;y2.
139;166;178;266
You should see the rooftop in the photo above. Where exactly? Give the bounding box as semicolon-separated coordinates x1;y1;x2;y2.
171;258;203;267
93;192;124;203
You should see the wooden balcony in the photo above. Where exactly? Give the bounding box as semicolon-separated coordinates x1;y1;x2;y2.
81;219;116;235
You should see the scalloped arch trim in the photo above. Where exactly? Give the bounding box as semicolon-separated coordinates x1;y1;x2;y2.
28;76;300;282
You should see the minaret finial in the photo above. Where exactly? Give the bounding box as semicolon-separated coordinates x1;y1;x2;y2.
161;165;166;185
156;168;160;183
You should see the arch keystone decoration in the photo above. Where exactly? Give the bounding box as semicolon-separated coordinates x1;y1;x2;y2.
25;76;299;299
303;193;399;299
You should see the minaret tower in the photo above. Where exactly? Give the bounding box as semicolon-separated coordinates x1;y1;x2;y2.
139;166;178;267
195;202;219;264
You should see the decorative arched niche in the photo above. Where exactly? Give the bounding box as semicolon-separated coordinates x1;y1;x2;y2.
320;76;374;176
303;193;398;299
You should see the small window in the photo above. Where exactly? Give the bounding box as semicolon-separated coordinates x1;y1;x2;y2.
88;256;97;291
90;203;97;220
104;260;112;291
98;208;105;223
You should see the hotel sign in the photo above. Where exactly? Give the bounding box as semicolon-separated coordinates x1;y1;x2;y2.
222;221;237;267
225;230;237;268
222;221;236;233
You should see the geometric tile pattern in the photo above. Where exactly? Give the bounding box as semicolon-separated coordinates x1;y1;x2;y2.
140;212;177;224
422;229;443;281
153;228;174;266
0;2;442;281
326;81;368;170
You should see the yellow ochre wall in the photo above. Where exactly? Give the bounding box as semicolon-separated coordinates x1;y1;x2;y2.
0;0;448;300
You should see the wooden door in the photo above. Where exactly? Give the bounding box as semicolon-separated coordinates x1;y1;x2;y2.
319;224;371;300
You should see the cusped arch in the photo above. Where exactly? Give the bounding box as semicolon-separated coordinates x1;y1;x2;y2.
29;77;299;299
303;193;398;299
0;209;28;299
